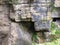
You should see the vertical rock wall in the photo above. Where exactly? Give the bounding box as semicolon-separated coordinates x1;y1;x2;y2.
0;3;10;45
0;1;32;45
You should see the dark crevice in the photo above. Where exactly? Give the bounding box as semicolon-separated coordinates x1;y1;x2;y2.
35;30;50;32
0;32;8;39
53;18;60;22
19;21;35;32
27;0;34;3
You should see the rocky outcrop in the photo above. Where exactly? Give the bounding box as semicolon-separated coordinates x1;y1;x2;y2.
0;3;10;45
8;22;32;45
0;1;32;45
0;0;60;45
54;0;60;7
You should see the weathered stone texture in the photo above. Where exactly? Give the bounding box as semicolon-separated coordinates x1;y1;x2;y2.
1;0;60;45
0;4;10;45
8;22;32;45
0;1;32;45
0;5;10;33
54;0;60;7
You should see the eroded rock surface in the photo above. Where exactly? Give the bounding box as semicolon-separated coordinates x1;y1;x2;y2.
0;0;32;45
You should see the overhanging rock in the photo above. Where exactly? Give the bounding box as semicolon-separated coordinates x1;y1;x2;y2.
11;0;51;31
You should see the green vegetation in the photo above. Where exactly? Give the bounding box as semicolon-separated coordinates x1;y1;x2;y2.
32;32;37;42
50;22;56;35
50;2;60;12
32;22;60;45
50;22;60;35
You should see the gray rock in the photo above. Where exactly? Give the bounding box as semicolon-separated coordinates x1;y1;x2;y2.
8;23;32;45
0;2;32;45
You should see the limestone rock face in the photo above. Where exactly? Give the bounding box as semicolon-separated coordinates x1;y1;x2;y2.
8;23;32;45
0;4;10;45
0;1;32;45
0;5;10;34
1;0;59;45
12;0;51;31
54;0;60;7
